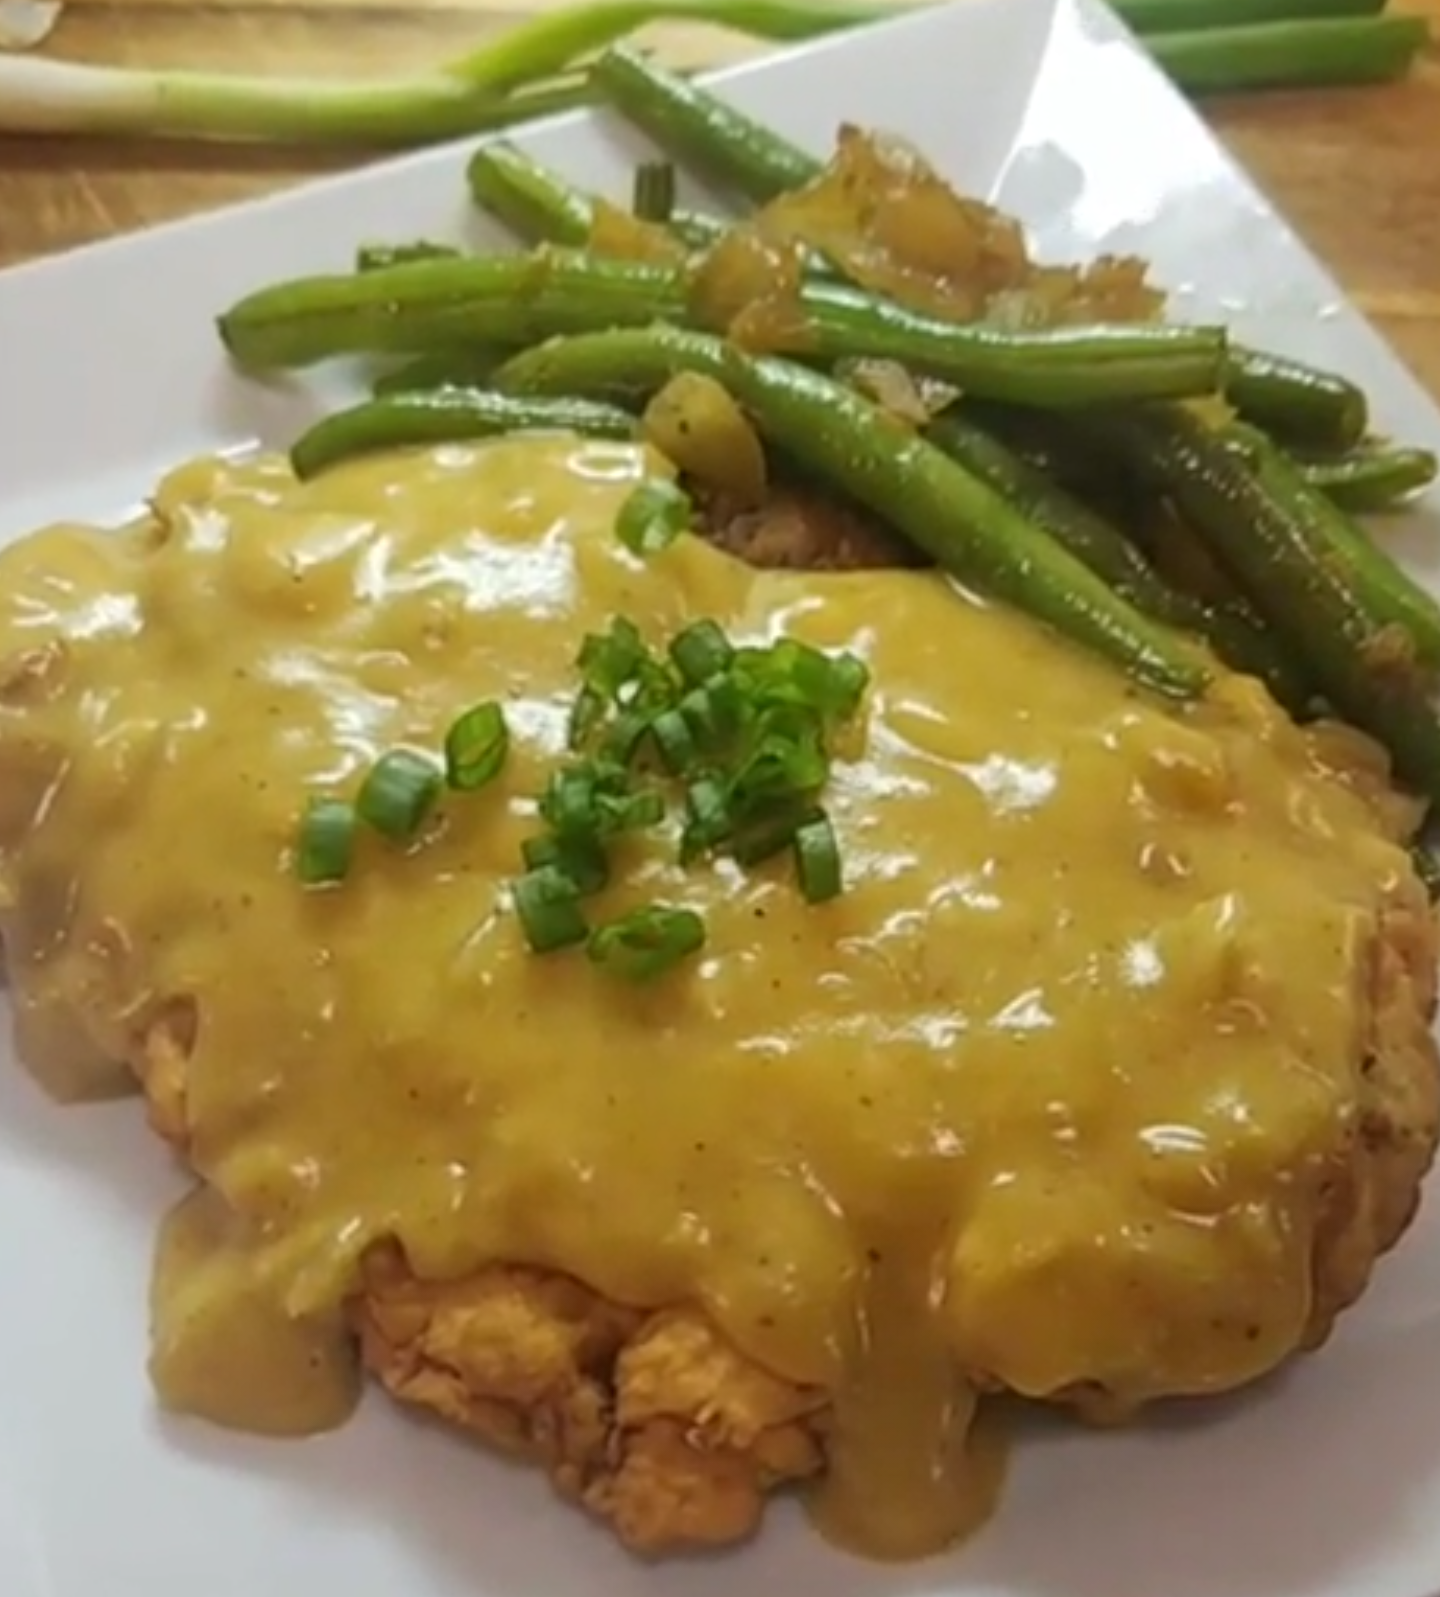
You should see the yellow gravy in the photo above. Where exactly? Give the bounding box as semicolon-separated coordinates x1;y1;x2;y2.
0;435;1419;1559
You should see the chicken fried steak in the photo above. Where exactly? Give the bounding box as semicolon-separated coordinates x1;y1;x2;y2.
0;435;1435;1560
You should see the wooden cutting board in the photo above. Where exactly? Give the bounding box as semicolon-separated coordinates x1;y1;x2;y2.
2;0;1438;396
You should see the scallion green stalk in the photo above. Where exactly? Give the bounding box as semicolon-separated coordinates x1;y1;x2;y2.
0;0;1427;150
0;0;890;145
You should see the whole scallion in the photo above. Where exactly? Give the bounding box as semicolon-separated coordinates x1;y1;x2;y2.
0;0;1425;153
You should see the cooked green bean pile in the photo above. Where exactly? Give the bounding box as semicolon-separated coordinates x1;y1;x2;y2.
217;45;1440;818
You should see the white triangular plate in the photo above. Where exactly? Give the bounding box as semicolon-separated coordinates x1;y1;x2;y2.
1;2;1439;1594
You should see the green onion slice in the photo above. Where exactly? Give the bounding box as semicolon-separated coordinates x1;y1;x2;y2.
684;673;751;744
444;701;509;792
615;479;692;558
577;617;650;699
794;812;843;904
540;760;666;841
567;684;607;751
513;865;590;953
820;651;870;720
588;903;706;982
737;639;871;721
540;763;604;837
649;707;698;774
610;789;666;831
521;833;610;897
731;802;821;867
730;723;828;811
599;708;653;765
356;748;443;842
297;797;357;885
631;160;678;223
680;776;732;862
669;619;734;687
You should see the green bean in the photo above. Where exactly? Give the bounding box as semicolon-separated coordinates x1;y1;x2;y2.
796;281;1228;408
217;250;689;369
1117;0;1384;32
590;44;823;203
1082;405;1440;799
998;346;1365;466
466;141;594;245
924;414;1152;587
1148;17;1429;94
1298;444;1438;513
958;401;1112;492
493;327;1211;699
924;412;1309;708
588;45;1374;425
1225;346;1367;452
289;388;636;480
467;140;725;255
371;351;504;396
493;326;687;399
473;140;720;251
1225;424;1440;668
485;305;1219;418
220;249;1226;405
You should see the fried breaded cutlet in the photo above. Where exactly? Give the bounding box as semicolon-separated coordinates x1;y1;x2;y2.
2;438;1437;1560
137;886;1438;1551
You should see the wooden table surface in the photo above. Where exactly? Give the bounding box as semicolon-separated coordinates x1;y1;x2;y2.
2;0;1439;395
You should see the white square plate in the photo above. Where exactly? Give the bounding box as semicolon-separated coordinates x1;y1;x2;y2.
2;2;1440;1594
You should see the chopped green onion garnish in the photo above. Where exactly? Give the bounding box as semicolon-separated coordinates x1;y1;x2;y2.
632;160;677;223
669;619;734;687
649;707;698;774
521;833;610;897
730;725;828;811
678;675;745;742
599;708;652;765
500;616;867;943
680;776;732;862
794;813;843;904
540;760;665;841
609;789;666;831
615;479;692;558
588;904;705;982
825;652;871;720
788;640;849;708
572;618;677;764
577;618;649;699
733;639;870;722
444;701;509;792
541;763;605;838
567;684;606;751
731;803;821;867
297;797;357;885
356;748;443;842
513;865;590;953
